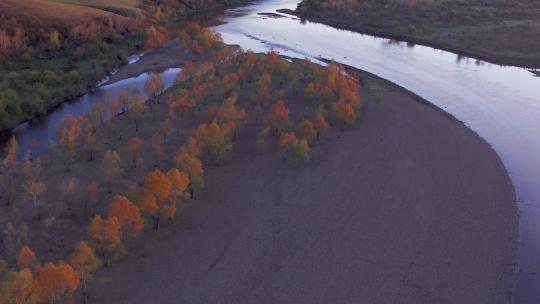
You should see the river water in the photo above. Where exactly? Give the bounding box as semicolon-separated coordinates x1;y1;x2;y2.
0;67;181;156
213;0;540;302
0;0;538;301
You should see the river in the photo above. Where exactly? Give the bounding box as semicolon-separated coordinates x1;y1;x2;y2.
1;0;539;301
213;0;540;302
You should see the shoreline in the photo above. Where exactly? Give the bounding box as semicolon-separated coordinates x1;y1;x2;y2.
92;54;518;303
278;8;540;70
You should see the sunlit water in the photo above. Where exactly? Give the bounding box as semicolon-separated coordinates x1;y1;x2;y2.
213;0;540;302
0;68;180;156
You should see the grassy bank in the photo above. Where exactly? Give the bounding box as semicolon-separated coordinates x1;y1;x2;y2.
0;0;251;132
292;0;540;69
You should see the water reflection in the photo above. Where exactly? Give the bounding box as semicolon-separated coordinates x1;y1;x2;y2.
2;68;180;156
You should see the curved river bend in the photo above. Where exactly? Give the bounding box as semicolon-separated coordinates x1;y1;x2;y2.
0;0;538;301
213;0;540;302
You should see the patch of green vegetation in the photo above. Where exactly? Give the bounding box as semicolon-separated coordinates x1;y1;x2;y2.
0;33;145;130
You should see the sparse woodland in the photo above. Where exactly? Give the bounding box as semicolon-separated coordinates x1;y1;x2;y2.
0;21;362;302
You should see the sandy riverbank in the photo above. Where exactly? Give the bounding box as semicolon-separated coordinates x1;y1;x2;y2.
107;38;202;85
91;67;518;303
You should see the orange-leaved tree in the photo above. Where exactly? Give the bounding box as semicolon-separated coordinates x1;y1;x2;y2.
17;245;38;270
87;216;124;266
107;195;144;240
279;132;298;152
174;147;204;198
35;262;79;304
125;137;143;169
298;119;317;143
0;268;39;304
314;114;329;138
330;101;357;129
265;100;289;132
68;241;102;304
139;170;173;229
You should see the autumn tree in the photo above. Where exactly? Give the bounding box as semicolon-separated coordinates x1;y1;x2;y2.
0;257;7;281
174;147;204;197
124;137;143;169
298;119;317;143
145;26;168;50
87;216;124;265
107;195;144;240
102;150;122;193
68;241;102;304
193;122;234;160
279;132;299;151
129;89;146;132
2;136;19;171
140;170;173;229
293;139;310;162
265;100;289;132
167;168;189;204
0;268;39;304
17;246;38;270
35;262;79;304
330;102;357;129
314;114;329;138
216;96;246;125
144;74;164;99
22;180;46;219
58;115;81;169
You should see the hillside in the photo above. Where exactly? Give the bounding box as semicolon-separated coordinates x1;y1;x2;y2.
0;0;119;24
0;0;251;132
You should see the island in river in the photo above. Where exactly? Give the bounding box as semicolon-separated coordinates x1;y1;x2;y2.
287;0;540;69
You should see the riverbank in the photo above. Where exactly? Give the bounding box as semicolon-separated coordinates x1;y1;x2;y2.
91;65;518;303
281;0;540;69
0;0;253;133
107;38;200;85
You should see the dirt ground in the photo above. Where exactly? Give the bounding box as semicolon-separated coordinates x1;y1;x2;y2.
91;71;517;304
107;38;202;84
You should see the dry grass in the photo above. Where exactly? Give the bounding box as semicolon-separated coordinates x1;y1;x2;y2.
53;0;142;15
0;0;117;24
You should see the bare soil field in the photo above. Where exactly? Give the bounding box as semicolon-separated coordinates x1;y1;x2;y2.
91;70;517;304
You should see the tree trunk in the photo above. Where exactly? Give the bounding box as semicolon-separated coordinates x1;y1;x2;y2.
153;216;160;230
